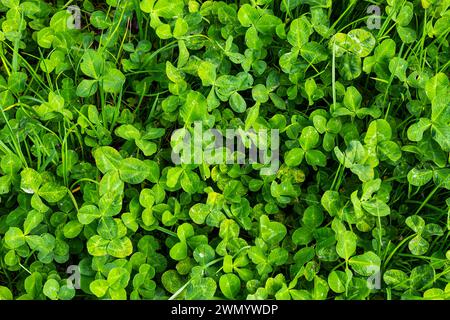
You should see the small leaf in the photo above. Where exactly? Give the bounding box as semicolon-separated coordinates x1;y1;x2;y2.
389;57;408;82
93;147;123;174
229;92;247;113
90;279;109;298
107;237;133;258
180;91;208;125
219;274;241;299
407;167;433;187
197;61;216;86
260;215;287;245
20;168;42;194
336;231;357;260
349;251;381;276
43;279;60;300
23;211;44;235
38;183;67;203
78;205;101;225
119;158;150;184
361;199;390;217
5;227;25;249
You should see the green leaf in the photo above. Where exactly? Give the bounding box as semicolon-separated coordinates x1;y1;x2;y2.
397;26;416;43
76;79;98;97
361;199;390;217
425;73;449;102
260;215;287;245
285;148;304;167
20;168;42;194
245;103;260;131
107;237;133;258
389;57;408;82
336;231;357;260
1;153;21;175
431;124;450;152
405;215;425;233
189;203;210;225
63;221;84;239
90;279;109;298
305;150;327;167
229;92;247;113
431;95;450;124
80;49;104;79
87;235;109;256
300;41;328;64
107;267;130;290
38;183;67;202
328;271;349;294
23;211;43;235
338;54;361;80
186;277;217;299
255;15;282;34
408;235;429;256
407;118;431;142
395;3;413;26
97;218;118;240
197;61;216;87
99;170;124;196
378;141;402;162
364;119;392;145
166;167;183;188
383;269;409;289
299;126;319;150
119;158;150;184
93;146;123;174
287;17;312;48
252;84;269;103
153;0;184;19
0;286;13;300
37;27;55;48
343;86;362;112
237;4;259;27
78;205;101;224
5;227;25;249
219;274;241;299
410;264;434;291
180;91;208;124
292;227;313;245
302;206;324;228
8;72;27;94
321;190;341;216
173;18;188;38
193;244;215;265
312;276;329;300
169;241;187;261
349;251;381;276
101;68;125;94
347;29;376;57
43;279;60;300
407;167;433;187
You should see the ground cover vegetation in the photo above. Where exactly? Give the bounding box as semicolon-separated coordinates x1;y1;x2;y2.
0;0;449;300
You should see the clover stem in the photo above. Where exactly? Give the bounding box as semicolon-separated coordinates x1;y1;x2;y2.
156;226;177;238
168;278;192;300
332;43;337;111
414;185;440;216
19;262;31;275
382;234;415;269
